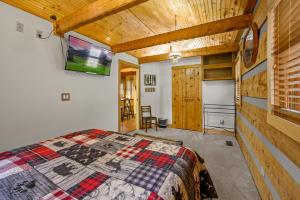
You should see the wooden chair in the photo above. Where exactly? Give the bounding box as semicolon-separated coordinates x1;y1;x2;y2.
122;98;134;121
141;106;158;132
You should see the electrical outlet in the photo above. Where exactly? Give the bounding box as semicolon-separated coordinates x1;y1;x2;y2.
36;30;43;38
220;120;225;125
16;22;24;33
61;93;70;101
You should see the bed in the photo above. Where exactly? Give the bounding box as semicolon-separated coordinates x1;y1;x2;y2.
0;129;203;200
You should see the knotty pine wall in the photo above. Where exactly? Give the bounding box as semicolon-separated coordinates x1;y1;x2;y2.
236;1;300;200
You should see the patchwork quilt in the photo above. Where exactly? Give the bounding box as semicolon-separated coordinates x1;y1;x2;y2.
0;129;203;200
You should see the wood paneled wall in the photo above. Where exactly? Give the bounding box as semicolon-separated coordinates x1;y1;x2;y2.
236;0;300;199
241;70;267;98
236;133;274;200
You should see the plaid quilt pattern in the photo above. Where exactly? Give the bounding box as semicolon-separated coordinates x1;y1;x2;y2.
131;149;177;169
40;189;76;200
115;145;142;159
13;149;47;167
133;139;152;148
0;152;13;161
0;156;31;179
0;129;202;200
125;164;169;193
148;192;164;200
177;147;197;166
66;172;109;199
69;134;99;146
31;145;61;160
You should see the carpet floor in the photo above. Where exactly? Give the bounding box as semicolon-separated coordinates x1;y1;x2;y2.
129;128;260;200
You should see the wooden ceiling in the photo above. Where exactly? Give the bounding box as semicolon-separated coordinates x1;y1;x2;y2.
2;0;251;58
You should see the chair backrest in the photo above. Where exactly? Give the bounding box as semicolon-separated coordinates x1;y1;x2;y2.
141;106;152;118
124;98;131;108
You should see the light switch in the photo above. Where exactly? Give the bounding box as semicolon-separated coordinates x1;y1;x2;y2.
61;93;70;101
16;22;24;33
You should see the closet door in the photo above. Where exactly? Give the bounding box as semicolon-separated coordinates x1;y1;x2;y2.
185;67;202;131
172;66;202;131
172;68;186;129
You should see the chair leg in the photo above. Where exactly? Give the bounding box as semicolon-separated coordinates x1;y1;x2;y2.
145;120;148;133
155;119;158;131
141;119;143;129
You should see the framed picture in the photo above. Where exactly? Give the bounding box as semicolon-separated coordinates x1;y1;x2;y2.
144;74;156;86
145;87;155;93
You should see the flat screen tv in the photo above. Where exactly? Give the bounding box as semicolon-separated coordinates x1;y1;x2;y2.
65;36;113;76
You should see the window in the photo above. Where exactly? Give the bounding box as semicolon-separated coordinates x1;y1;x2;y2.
235;52;242;105
120;80;125;98
270;0;300;125
126;79;132;99
268;0;300;142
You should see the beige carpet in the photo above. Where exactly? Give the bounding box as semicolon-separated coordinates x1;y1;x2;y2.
129;128;260;200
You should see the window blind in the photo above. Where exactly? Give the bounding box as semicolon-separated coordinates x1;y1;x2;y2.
271;0;300;125
235;52;241;105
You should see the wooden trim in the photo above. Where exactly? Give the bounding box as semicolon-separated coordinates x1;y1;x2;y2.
203;77;234;81
118;60;141;133
138;43;239;64
204;129;235;136
172;64;202;70
202;62;233;69
112;14;253;52
235;51;242;106
54;0;149;35
267;113;300;143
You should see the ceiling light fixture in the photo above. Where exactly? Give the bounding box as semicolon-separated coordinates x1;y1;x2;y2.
169;15;182;63
169;46;182;63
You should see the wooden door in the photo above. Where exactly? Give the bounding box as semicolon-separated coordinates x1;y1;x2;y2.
172;66;202;131
172;68;186;129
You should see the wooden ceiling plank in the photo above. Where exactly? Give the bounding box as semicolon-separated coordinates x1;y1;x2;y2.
54;0;149;35
138;43;239;64
112;14;252;53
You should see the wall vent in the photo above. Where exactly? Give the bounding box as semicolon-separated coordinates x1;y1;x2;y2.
225;141;233;146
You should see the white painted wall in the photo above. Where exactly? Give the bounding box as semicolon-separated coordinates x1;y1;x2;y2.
140;62;161;117
202;80;235;130
0;2;138;151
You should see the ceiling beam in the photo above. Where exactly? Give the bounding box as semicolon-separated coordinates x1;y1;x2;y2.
235;0;257;42
138;43;239;64
54;0;149;35
112;14;252;53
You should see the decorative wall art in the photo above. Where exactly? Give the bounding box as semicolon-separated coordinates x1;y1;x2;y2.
145;88;155;93
144;74;156;86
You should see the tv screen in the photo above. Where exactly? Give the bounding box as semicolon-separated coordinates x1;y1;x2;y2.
65;36;113;76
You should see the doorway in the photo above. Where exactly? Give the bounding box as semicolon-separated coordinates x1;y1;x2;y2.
118;60;140;133
172;65;202;131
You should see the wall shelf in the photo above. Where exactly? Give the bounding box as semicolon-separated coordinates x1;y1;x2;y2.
202;53;235;80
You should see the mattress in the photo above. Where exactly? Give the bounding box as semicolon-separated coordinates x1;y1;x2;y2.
0;129;203;200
